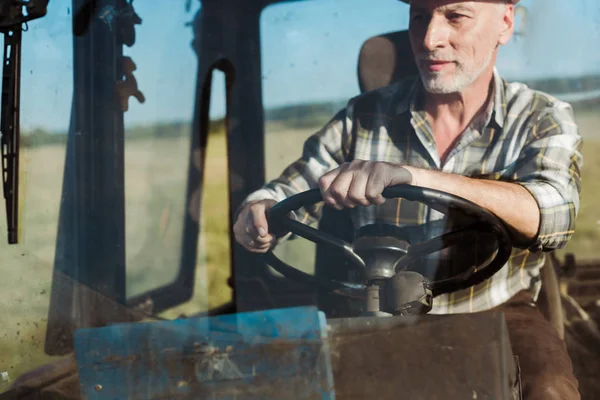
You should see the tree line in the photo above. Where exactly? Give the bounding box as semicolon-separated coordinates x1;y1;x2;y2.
20;75;600;148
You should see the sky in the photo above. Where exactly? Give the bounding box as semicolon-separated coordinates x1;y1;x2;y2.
10;0;600;132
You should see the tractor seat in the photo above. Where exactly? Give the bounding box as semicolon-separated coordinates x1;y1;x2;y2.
357;30;418;93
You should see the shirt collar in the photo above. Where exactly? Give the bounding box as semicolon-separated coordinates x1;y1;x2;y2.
491;67;506;129
396;67;506;129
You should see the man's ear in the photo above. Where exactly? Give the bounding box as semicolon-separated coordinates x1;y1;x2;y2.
498;5;515;45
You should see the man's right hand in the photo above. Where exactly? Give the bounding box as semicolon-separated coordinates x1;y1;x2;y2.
233;199;278;253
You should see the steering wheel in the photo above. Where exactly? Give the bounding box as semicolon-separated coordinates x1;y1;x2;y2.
263;184;513;298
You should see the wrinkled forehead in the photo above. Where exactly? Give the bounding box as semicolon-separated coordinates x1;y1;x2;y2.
408;0;507;16
402;0;517;4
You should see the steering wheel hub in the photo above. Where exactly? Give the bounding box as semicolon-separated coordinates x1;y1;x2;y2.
353;235;410;280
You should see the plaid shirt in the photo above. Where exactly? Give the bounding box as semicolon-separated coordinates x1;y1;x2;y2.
245;68;583;314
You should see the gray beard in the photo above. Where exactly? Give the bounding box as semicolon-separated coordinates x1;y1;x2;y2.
419;48;495;94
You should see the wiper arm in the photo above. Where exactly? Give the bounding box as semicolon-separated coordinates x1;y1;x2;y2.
0;27;21;244
0;0;49;244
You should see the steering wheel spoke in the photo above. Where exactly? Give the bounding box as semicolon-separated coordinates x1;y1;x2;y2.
264;251;367;300
263;185;513;299
275;217;366;270
403;225;483;260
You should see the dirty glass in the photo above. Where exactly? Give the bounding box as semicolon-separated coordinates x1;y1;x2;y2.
0;0;599;398
120;2;197;299
0;1;74;388
0;0;225;392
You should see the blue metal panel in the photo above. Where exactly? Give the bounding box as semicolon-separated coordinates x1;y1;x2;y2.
74;306;335;399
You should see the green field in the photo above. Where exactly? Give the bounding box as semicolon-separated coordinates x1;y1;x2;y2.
1;109;600;386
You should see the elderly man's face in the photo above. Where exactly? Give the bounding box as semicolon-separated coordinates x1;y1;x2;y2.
409;0;513;94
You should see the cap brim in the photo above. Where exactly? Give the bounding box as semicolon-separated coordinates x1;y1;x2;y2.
400;0;520;3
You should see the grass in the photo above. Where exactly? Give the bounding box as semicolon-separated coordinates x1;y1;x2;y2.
2;109;600;387
0;132;234;382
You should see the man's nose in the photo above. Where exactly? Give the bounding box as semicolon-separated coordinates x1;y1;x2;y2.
423;16;449;51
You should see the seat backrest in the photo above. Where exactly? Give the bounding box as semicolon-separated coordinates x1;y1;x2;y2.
357;30;418;93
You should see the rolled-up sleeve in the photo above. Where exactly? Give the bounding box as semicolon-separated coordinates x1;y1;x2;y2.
510;103;583;252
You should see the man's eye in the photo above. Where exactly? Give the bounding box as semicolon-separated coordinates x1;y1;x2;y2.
448;13;466;21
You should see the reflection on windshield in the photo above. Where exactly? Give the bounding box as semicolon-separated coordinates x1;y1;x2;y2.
0;0;212;389
1;0;600;398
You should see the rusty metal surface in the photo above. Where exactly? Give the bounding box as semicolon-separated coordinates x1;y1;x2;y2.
73;306;335;400
327;312;517;400
11;310;518;399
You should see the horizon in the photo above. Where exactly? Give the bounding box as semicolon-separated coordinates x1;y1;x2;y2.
23;87;600;137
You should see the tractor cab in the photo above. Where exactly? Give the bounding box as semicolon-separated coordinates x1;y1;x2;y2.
1;0;600;399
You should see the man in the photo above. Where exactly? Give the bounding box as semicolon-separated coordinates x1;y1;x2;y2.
234;0;582;398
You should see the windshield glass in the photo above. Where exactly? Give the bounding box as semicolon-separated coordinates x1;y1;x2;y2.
0;0;230;390
1;0;600;398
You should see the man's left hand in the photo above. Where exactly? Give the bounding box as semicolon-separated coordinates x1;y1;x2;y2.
318;160;414;209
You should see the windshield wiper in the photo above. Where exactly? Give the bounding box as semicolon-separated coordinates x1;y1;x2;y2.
0;26;21;244
0;0;49;244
